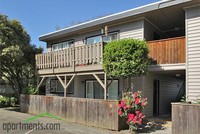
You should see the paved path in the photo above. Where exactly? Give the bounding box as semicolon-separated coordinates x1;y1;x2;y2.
0;108;171;134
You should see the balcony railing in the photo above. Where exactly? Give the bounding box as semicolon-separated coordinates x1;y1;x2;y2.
147;36;185;64
36;37;186;73
36;42;103;70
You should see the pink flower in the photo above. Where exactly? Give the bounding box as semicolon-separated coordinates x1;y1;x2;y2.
127;114;135;123
142;102;146;106
133;116;138;123
133;92;138;98
135;98;140;105
138;118;142;124
120;100;126;107
135;110;140;115
139;113;143;118
123;105;127;109
126;105;131;108
118;104;122;108
118;110;123;115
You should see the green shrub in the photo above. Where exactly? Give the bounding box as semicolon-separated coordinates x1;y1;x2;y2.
103;39;149;78
0;95;17;108
22;85;38;95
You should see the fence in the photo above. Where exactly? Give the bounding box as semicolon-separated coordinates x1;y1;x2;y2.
172;103;200;134
20;94;127;131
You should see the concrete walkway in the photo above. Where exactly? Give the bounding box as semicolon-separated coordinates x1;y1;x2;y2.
0;107;171;134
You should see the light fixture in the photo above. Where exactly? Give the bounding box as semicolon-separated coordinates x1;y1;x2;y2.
176;74;181;77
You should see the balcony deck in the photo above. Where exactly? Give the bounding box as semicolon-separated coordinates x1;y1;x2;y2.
36;37;186;75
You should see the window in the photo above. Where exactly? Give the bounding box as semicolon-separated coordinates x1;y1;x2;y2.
102;33;118;43
86;80;118;100
52;40;74;51
86;36;102;45
86;32;118;45
50;79;74;94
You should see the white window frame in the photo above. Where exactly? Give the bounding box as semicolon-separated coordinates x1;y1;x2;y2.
86;31;119;45
52;40;74;51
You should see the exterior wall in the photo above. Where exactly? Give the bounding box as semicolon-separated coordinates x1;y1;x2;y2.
141;73;183;117
45;75;124;99
185;5;200;102
46;19;144;52
143;19;164;41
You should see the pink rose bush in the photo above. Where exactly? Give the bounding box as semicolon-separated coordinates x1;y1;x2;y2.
118;91;147;130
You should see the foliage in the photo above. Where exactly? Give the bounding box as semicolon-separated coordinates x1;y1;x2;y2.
180;95;187;102
118;91;147;131
103;39;149;91
103;39;149;78
0;95;17;108
0;14;43;101
22;85;38;95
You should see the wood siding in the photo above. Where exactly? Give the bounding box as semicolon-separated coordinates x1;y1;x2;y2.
186;5;200;101
172;103;200;134
20;95;127;131
147;37;186;64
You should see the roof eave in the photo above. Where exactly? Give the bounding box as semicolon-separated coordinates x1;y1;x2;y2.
39;0;192;42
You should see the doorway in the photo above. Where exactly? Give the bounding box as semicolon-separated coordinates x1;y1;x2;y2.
153;80;160;115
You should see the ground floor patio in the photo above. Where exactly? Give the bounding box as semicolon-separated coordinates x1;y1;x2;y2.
37;69;185;117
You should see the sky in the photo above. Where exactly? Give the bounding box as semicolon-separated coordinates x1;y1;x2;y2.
0;0;159;49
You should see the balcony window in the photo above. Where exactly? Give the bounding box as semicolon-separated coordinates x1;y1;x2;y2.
86;32;118;45
102;33;118;43
86;36;102;45
52;40;74;51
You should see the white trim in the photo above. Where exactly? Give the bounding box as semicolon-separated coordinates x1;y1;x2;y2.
183;4;200;10
149;63;186;71
185;7;189;100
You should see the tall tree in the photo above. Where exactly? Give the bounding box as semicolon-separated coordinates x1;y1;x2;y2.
0;14;43;100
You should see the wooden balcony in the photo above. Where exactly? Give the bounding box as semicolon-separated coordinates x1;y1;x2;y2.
36;42;104;74
36;37;186;75
147;36;185;64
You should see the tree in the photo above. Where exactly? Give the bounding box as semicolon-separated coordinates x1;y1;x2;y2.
103;39;149;91
0;14;43;101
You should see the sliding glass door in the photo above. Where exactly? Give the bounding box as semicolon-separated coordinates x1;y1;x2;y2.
86;80;118;100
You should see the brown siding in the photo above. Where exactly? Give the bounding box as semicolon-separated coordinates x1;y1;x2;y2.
172;103;200;134
147;37;186;64
20;95;127;131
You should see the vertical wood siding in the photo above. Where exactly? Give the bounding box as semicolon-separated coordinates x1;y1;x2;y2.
20;95;126;131
147;37;186;64
186;5;200;101
172;103;200;134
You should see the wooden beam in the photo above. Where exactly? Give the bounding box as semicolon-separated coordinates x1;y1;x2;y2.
66;75;75;89
37;77;46;89
107;79;113;89
93;74;105;90
56;75;66;89
77;72;104;76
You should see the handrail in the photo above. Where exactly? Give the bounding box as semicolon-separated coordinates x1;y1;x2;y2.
35;42;103;70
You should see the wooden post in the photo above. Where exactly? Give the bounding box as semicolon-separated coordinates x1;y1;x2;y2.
104;73;107;100
64;75;67;97
56;75;76;97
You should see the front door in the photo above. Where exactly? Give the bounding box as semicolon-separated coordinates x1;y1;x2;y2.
153;80;160;115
